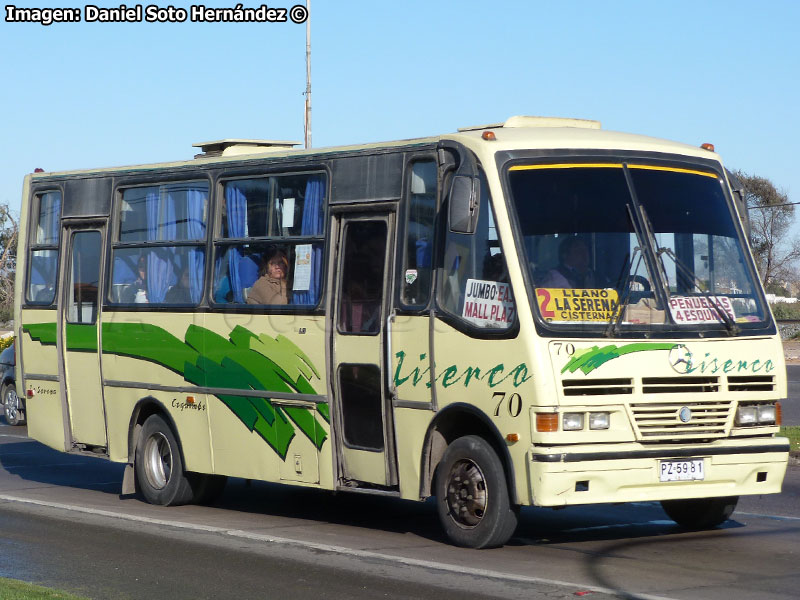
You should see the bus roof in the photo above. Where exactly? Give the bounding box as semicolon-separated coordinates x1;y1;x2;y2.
28;116;720;181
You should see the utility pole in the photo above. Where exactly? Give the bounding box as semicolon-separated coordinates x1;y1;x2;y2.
304;0;312;149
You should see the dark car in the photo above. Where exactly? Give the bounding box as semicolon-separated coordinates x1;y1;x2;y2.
0;342;24;426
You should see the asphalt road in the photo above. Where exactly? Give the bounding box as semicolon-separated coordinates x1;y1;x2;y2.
1;424;799;600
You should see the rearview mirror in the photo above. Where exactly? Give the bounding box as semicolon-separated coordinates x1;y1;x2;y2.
449;175;479;234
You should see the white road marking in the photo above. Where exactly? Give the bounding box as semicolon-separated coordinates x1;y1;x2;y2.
0;493;684;600
735;510;800;522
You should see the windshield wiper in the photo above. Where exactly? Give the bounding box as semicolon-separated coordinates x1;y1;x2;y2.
604;244;643;338
657;246;740;336
637;204;738;336
604;203;646;338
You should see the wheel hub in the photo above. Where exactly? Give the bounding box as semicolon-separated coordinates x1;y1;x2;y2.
144;432;172;490
445;458;488;528
4;388;19;422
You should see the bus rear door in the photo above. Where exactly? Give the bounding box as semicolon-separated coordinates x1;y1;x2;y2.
58;223;108;449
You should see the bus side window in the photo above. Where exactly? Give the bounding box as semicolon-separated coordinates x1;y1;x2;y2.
110;182;209;305
213;173;326;307
26;191;62;305
437;171;514;330
400;160;437;308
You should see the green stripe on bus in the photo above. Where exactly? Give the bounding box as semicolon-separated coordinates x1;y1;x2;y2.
22;320;327;459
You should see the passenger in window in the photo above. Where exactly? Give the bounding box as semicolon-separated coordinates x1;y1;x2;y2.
121;255;149;303
541;237;596;289
165;268;192;304
347;234;385;332
247;249;290;305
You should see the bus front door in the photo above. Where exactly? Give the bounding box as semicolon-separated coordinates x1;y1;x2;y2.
330;213;398;488
58;225;108;449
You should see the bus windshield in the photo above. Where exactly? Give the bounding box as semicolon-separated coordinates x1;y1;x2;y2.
507;163;767;334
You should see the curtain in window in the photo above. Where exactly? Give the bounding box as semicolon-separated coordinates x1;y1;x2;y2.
186;188;206;303
226;184;247;303
146;189;174;303
292;176;325;305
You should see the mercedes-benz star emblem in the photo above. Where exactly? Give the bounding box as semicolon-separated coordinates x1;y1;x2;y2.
668;344;693;374
679;406;692;423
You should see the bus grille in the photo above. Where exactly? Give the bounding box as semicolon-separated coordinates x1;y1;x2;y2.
641;376;719;394
562;378;633;396
727;375;775;392
629;400;733;441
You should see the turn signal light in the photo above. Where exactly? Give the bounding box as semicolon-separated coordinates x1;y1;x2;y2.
776;401;782;426
536;413;558;432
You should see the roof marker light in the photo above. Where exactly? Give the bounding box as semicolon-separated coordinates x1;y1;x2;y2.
482;130;496;141
700;143;715;152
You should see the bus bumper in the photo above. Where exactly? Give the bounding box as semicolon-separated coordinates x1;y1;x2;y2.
526;438;790;507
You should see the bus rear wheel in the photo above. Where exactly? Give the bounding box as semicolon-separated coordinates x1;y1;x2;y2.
135;414;194;506
435;435;519;548
661;496;739;529
3;385;25;426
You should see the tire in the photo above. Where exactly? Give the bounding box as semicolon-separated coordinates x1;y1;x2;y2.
435;435;519;548
135;414;194;506
3;384;25;426
661;496;739;529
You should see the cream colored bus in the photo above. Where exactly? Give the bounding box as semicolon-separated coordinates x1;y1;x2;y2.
15;117;789;548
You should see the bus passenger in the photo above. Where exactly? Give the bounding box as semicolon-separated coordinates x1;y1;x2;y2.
165;268;191;304
122;254;149;303
541;236;595;288
247;249;289;305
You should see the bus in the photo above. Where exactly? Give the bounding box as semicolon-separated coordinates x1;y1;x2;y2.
14;116;789;548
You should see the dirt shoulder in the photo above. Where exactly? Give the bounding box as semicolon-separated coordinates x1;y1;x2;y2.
785;340;800;365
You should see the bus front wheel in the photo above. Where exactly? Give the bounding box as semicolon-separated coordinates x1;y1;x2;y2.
135;414;194;506
435;435;519;548
661;496;739;529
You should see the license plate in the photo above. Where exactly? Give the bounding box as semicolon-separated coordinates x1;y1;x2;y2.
659;459;704;482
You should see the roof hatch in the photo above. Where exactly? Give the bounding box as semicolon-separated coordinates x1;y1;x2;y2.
192;139;301;158
458;115;601;132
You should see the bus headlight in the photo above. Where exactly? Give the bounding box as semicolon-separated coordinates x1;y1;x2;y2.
589;412;610;430
563;413;584;431
736;403;779;426
756;404;777;425
736;406;758;425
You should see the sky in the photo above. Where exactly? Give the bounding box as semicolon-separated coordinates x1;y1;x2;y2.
2;0;799;227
